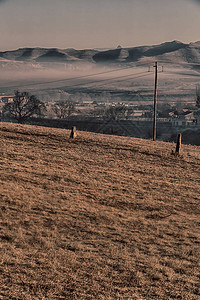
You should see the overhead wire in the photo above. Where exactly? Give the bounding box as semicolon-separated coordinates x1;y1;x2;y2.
65;72;153;103
63;71;150;90
38;71;153;102
1;64;142;90
1;59;198;104
2;58;199;91
0;67;153;104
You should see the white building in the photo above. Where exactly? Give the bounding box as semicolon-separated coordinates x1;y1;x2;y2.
171;111;200;127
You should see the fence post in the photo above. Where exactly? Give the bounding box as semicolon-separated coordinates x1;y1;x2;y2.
70;126;77;139
175;133;181;155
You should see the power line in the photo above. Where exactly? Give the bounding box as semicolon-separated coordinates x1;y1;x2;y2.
64;72;150;90
2;60;198;106
72;73;152;103
35;72;151;103
36;72;152;102
26;71;152;104
137;60;200;67
164;71;200;77
0;68;153;104
1;60;199;91
1;64;142;90
1;70;149;91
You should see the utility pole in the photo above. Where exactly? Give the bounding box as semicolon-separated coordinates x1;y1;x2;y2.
153;62;158;141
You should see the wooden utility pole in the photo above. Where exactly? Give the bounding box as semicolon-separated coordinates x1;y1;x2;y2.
153;62;158;141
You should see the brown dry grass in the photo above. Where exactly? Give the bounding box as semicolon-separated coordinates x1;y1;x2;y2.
0;122;200;299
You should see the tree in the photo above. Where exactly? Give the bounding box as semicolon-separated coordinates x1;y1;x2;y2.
52;100;75;119
2;91;45;123
196;85;200;108
104;104;127;120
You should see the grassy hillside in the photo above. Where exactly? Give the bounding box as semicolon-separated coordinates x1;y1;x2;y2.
0;123;200;299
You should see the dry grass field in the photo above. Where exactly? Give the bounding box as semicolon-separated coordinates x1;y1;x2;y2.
0;122;200;299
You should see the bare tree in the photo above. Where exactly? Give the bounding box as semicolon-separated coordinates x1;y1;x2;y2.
52;100;75;119
2;91;45;123
104;104;127;120
196;85;200;108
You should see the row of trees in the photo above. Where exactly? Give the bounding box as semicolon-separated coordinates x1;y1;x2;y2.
93;104;134;121
2;86;200;124
2;91;76;123
2;92;131;123
2;91;137;123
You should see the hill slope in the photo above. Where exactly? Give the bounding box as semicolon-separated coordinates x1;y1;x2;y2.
0;123;200;299
1;40;200;66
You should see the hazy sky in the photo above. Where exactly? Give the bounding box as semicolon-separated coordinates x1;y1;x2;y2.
0;0;200;50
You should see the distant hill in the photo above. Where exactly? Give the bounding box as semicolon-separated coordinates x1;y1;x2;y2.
0;47;98;63
0;40;200;65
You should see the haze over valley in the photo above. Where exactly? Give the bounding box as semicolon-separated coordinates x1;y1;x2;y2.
0;40;200;106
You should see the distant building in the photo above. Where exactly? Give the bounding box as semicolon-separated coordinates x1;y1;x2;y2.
171;111;200;127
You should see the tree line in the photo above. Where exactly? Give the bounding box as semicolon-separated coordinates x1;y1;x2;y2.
2;91;76;123
2;87;200;124
1;90;135;123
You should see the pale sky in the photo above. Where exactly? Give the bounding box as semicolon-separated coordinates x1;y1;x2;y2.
0;0;200;51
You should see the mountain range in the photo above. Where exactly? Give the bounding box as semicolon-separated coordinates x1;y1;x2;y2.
0;41;200;66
